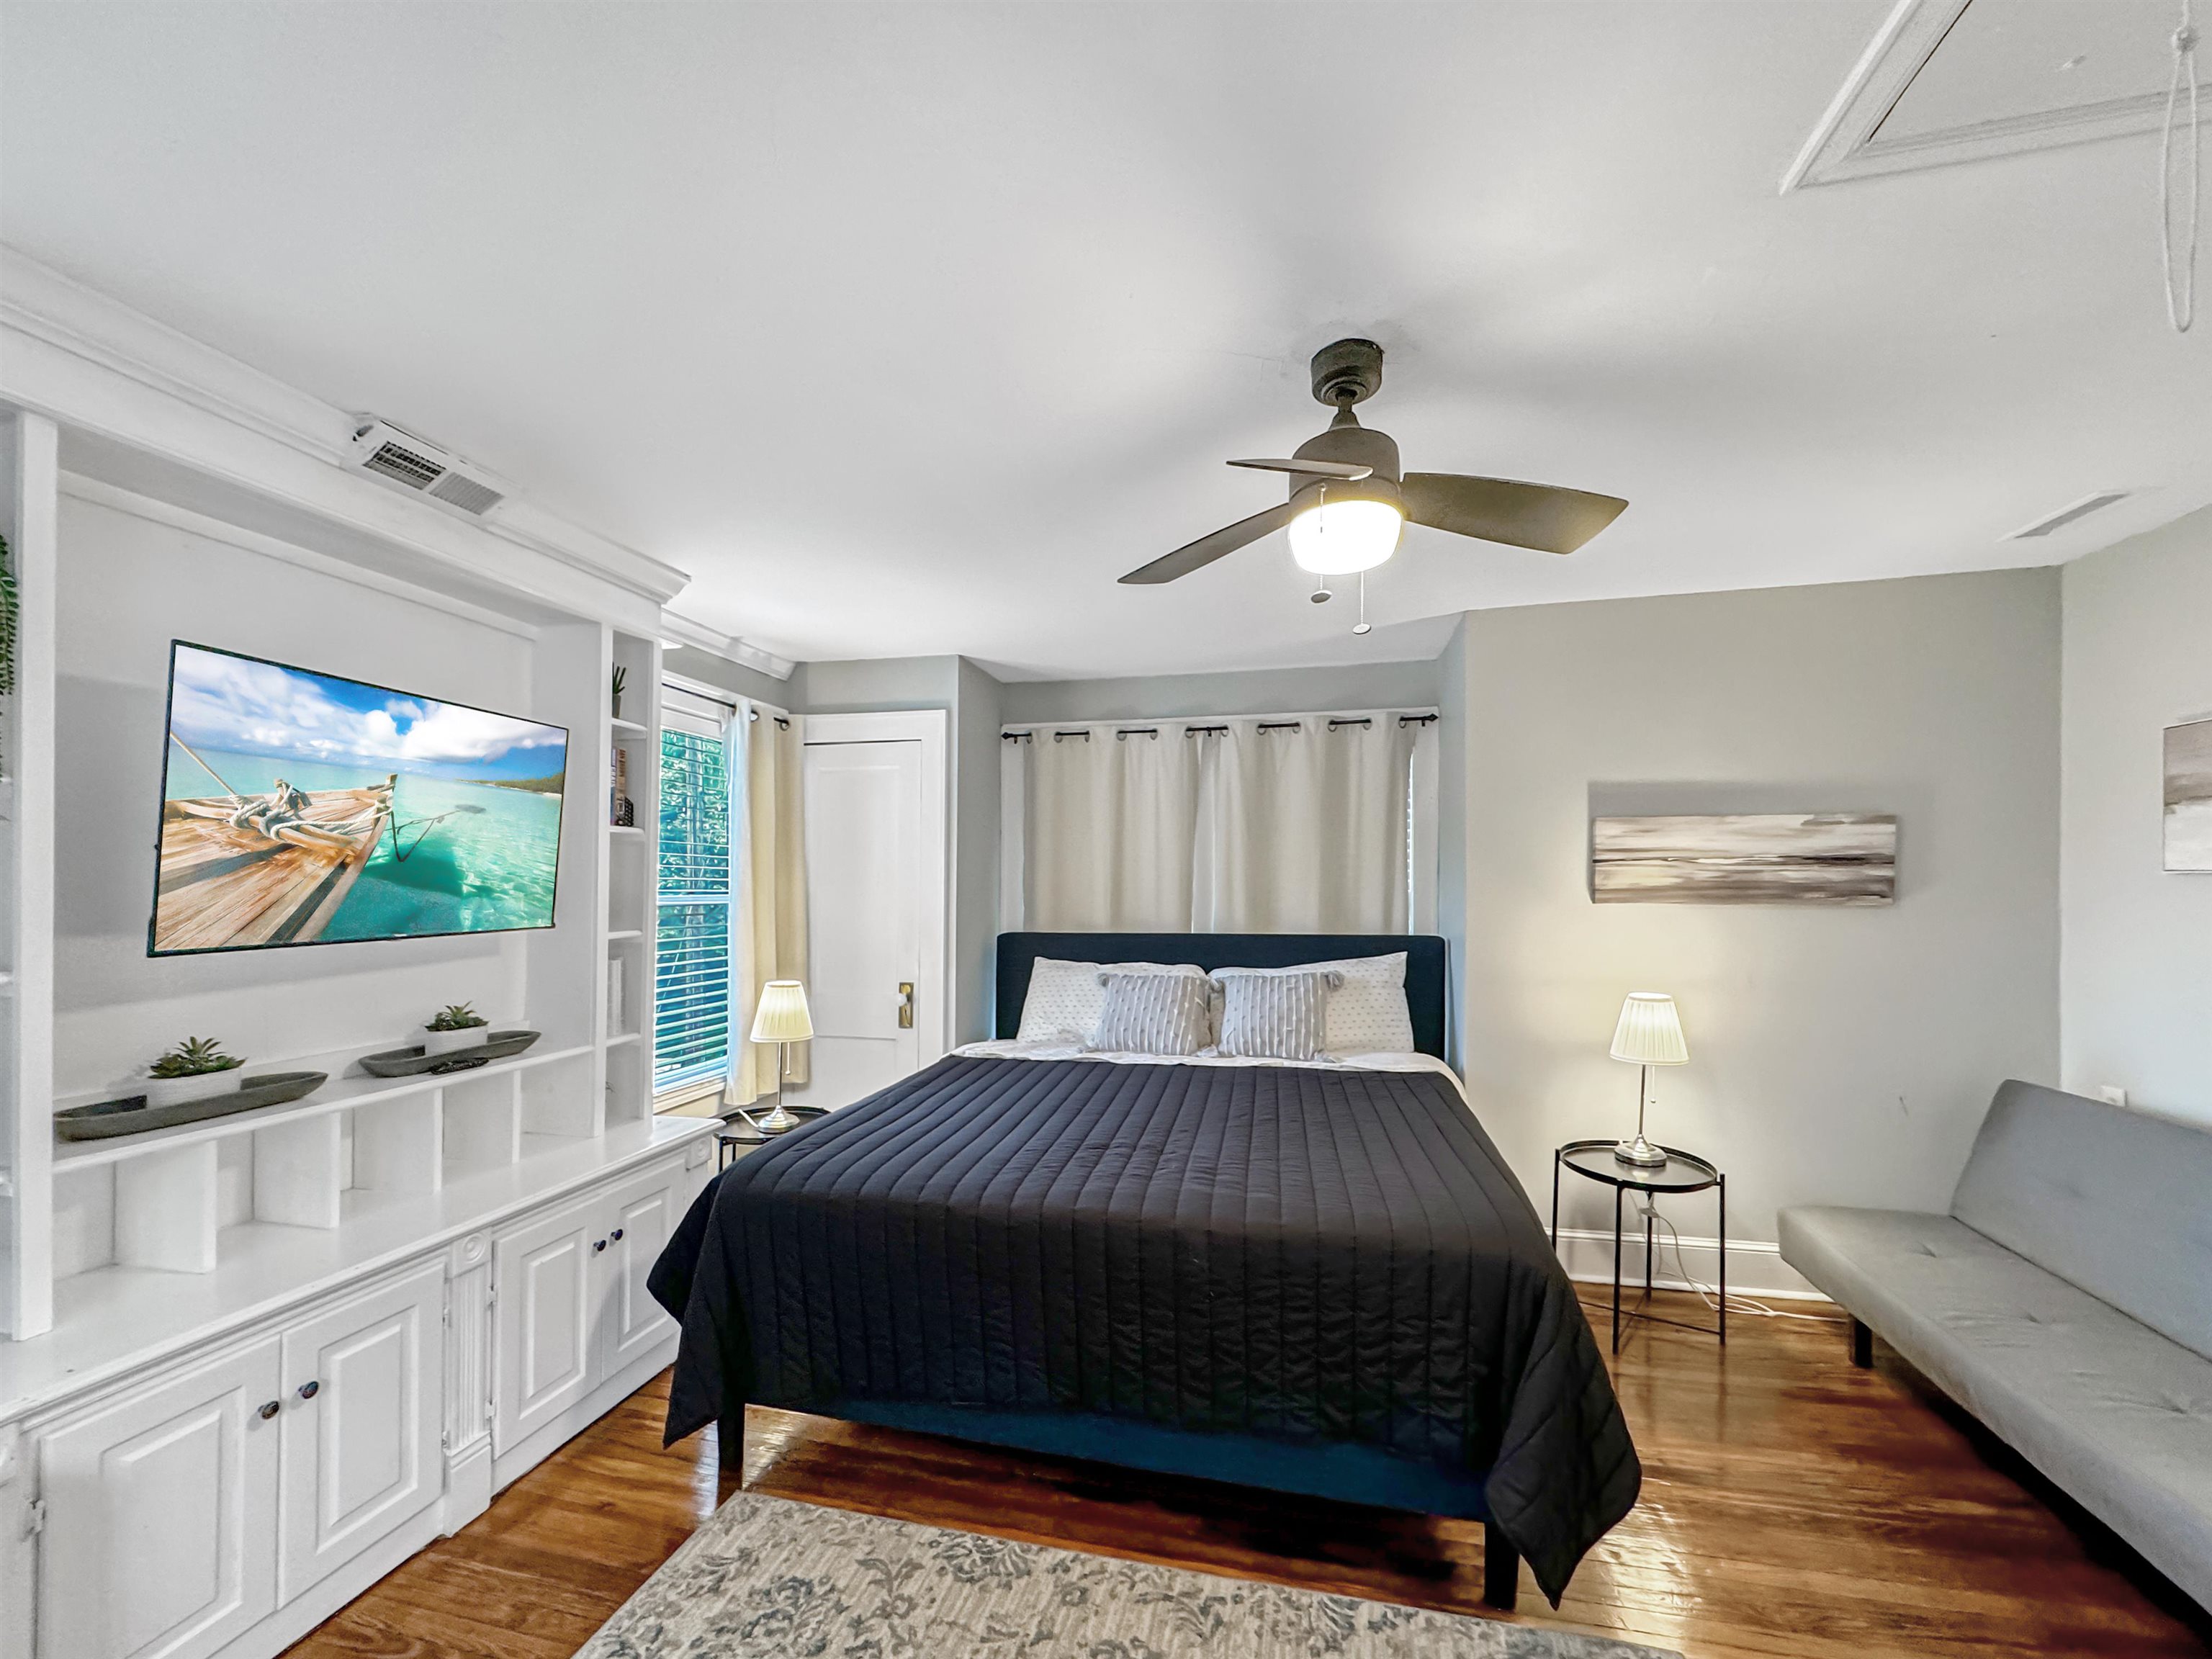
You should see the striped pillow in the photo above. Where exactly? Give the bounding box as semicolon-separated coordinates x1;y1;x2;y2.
1215;970;1340;1061
1091;971;1212;1056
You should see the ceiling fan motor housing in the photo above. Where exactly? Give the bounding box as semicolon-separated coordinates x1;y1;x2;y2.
1290;421;1402;513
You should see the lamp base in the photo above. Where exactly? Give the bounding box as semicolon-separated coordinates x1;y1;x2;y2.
1612;1135;1668;1169
755;1101;801;1136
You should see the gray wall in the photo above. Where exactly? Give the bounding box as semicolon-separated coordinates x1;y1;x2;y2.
793;655;960;713
1456;570;2062;1285
1434;619;1470;1073
998;657;1441;724
2061;505;2212;1125
954;659;1003;1045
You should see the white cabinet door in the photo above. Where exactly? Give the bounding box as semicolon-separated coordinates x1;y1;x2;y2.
601;1164;683;1377
493;1189;599;1454
276;1261;444;1604
36;1338;281;1659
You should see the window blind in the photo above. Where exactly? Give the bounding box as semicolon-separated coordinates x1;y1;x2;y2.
655;724;732;1094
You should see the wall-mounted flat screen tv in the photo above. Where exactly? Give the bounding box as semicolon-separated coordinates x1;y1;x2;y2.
149;642;569;955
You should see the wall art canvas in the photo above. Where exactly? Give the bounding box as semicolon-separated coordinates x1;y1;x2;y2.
1591;813;1897;905
2166;717;2212;873
150;641;568;954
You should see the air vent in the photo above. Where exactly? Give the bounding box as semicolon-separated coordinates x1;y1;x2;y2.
2008;491;2131;539
360;439;446;490
346;418;510;519
426;472;505;514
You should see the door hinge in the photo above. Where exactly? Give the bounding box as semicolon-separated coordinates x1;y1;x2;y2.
22;1496;45;1539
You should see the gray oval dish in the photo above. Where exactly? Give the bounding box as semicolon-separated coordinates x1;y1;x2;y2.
56;1071;331;1141
358;1030;542;1077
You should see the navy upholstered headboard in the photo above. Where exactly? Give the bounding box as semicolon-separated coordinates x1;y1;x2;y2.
994;933;1450;1061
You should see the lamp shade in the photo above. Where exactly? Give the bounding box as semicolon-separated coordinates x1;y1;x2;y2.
750;980;814;1044
1609;992;1687;1066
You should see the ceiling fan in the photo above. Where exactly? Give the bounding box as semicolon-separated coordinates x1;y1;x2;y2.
1118;339;1628;604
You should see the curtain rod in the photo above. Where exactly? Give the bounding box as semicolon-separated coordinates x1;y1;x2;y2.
1000;704;1439;739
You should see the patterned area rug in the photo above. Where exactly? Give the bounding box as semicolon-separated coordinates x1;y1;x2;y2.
577;1491;1677;1658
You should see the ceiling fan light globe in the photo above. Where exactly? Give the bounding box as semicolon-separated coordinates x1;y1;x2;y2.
1287;499;1402;575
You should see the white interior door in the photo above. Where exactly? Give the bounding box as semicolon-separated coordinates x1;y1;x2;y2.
798;737;926;1108
37;1338;280;1659
276;1262;443;1603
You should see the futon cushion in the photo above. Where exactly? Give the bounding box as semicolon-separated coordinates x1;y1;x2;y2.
1091;971;1212;1056
1948;1082;2212;1362
1780;1204;2212;1612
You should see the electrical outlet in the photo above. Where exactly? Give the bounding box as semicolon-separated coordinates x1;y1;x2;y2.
2098;1085;2128;1107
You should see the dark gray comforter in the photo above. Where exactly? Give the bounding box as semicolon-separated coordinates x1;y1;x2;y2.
652;1054;1639;1603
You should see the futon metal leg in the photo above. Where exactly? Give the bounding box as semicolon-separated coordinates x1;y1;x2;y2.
1851;1317;1874;1370
1483;1521;1520;1611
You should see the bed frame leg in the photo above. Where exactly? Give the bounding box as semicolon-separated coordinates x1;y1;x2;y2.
1851;1317;1874;1370
1482;1522;1519;1611
717;1406;746;1478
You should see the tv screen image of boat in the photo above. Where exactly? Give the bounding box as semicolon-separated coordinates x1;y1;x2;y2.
149;642;570;955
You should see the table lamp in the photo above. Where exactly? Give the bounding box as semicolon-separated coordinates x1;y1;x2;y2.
1609;992;1686;1167
749;979;813;1136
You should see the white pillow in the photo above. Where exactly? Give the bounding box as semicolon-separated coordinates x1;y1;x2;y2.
1211;953;1414;1054
1016;958;1206;1043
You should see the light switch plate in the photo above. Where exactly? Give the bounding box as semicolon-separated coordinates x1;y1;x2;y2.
2098;1085;2128;1107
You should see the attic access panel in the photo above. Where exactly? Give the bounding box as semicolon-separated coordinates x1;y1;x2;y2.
1786;0;2212;189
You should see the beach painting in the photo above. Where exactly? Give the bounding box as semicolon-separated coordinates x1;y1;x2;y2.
2166;718;2212;873
1591;813;1897;905
150;642;568;954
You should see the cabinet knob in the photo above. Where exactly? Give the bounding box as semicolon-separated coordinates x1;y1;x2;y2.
593;1238;607;1252
611;1228;624;1242
257;1401;280;1421
297;1380;320;1401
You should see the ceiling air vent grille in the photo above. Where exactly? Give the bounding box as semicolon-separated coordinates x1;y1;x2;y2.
2008;491;2129;540
360;439;446;490
426;472;505;514
346;418;510;519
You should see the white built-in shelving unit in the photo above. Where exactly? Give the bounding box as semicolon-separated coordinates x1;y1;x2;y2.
0;392;675;1382
604;629;661;1118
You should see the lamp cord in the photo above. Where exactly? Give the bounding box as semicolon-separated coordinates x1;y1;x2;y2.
2162;0;2201;332
1633;1199;1833;1323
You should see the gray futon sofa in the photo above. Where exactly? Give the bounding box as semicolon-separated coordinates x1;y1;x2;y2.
1779;1080;2212;1612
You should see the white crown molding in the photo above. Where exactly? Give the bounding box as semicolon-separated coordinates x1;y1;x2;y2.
659;609;797;680
1784;0;2208;191
0;245;691;608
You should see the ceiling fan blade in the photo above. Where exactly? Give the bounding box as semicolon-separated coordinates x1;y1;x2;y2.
1226;457;1373;480
1401;473;1627;554
1118;500;1298;585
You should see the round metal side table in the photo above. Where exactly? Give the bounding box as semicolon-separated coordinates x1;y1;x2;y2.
1551;1139;1725;1354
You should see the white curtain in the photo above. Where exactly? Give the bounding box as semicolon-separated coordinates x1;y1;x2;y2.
1004;711;1437;935
1016;724;1200;931
727;700;809;1105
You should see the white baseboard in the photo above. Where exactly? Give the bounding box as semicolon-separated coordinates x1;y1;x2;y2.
1551;1226;1829;1303
439;1437;493;1536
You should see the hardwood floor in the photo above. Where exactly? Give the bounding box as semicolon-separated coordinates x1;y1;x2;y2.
282;1289;2208;1659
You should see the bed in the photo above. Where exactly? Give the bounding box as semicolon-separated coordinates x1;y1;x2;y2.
649;932;1640;1609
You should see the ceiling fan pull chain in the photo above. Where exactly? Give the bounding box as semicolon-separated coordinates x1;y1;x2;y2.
1352;570;1372;637
2162;0;2200;333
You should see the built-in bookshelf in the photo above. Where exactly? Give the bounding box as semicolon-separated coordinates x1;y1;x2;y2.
604;630;661;1122
0;401;678;1355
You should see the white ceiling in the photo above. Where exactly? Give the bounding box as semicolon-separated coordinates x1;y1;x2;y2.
4;1;2208;680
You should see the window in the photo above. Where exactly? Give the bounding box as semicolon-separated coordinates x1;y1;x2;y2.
655;714;732;1096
